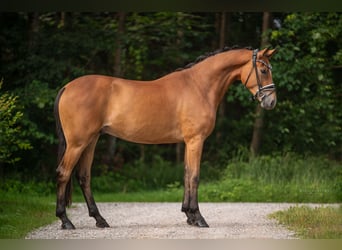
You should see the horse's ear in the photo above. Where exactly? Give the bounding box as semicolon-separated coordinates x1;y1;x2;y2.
262;47;277;58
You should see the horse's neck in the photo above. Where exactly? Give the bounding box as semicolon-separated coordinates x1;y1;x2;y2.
189;51;249;110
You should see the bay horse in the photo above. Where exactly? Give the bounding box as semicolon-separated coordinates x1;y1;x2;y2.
54;47;277;229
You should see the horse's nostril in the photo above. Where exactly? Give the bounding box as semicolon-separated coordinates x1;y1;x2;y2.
270;99;277;108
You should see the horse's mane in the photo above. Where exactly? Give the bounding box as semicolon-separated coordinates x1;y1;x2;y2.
175;45;253;72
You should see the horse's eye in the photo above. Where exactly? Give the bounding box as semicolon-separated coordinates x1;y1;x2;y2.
260;68;267;74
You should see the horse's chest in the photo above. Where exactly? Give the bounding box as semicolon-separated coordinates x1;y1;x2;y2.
180;108;216;139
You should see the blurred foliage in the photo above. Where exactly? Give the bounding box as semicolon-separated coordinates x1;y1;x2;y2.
0;80;31;164
265;13;342;156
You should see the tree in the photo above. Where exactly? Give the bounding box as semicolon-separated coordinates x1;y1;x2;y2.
0;81;31;167
265;13;342;157
0;12;121;178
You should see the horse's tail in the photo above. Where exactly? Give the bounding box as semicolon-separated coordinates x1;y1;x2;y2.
54;87;73;207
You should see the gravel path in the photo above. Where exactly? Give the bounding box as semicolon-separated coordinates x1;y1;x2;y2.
25;202;306;239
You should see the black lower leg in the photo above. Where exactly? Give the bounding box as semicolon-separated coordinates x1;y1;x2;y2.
56;202;75;229
182;207;209;228
88;202;110;228
78;175;110;228
56;178;76;230
59;213;76;229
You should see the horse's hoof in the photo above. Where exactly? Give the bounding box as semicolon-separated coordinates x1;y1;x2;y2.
61;221;76;230
96;219;110;228
187;218;209;227
195;218;209;228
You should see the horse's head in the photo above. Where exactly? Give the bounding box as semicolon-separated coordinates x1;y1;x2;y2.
241;48;277;110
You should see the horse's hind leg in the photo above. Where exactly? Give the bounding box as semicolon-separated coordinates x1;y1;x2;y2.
56;146;83;229
76;136;110;228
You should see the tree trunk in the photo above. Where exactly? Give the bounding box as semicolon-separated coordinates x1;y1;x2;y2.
58;12;66;28
250;12;271;157
28;12;39;50
216;12;228;142
113;12;125;76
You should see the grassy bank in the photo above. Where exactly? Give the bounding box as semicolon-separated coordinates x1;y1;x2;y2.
269;205;342;239
0;191;55;238
198;152;342;203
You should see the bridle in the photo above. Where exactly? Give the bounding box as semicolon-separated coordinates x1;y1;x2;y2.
244;49;276;101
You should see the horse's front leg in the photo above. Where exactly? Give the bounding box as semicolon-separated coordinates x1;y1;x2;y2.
181;137;209;227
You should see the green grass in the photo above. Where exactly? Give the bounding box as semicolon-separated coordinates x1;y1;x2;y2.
0;192;56;239
198;179;339;203
197;152;342;203
269;205;342;239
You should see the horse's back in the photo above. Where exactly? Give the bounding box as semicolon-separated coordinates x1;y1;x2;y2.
63;74;116;93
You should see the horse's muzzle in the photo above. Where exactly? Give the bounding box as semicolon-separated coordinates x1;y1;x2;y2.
261;94;277;110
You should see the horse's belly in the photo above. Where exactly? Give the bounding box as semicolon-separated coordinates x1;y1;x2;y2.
102;115;183;144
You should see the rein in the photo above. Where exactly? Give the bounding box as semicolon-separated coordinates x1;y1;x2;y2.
244;49;275;101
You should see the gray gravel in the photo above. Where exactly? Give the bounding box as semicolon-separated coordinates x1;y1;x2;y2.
27;202;339;239
25;202;310;239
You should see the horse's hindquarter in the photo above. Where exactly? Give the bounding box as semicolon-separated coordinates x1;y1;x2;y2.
58;76;113;144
